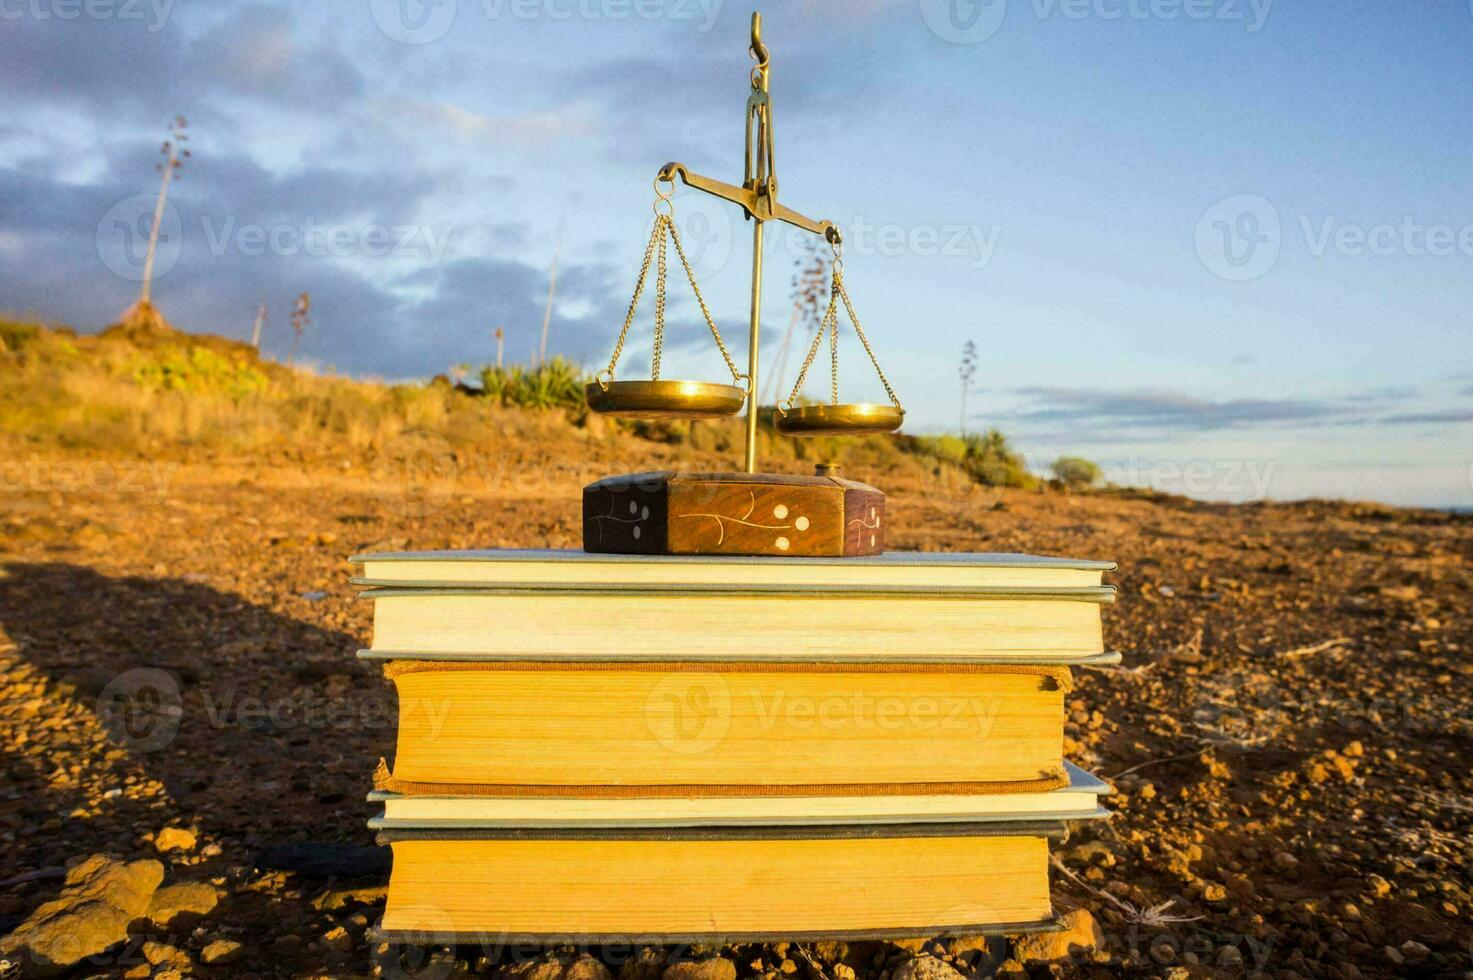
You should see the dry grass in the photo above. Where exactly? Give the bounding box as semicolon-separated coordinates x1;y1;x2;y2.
0;319;580;461
0;318;1013;504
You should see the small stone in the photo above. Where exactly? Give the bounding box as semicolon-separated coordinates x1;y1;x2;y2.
1202;883;1228;902
142;941;189;968
778;960;798;975
323;925;353;952
147;880;218;927
153;827;198;853
662;959;737;980
200;939;244;964
0;855;164;975
889;955;965;980
1217;946;1244;968
1366;874;1392;897
620;948;667;980
1273;851;1300;871
1010;909;1102;962
1382;946;1404;965
312;883;387;910
1400;940;1430;962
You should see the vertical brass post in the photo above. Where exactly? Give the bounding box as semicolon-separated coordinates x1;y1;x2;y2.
745;218;764;472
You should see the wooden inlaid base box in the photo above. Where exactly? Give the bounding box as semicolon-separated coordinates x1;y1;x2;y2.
583;469;885;557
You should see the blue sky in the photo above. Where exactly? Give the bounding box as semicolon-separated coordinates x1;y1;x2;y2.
2;0;1471;506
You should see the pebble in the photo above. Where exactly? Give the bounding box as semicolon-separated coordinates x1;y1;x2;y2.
0;855;163;972
153;826;198;853
661;959;736;980
200;939;244;965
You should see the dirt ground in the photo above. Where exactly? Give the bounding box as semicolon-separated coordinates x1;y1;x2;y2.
0;442;1469;979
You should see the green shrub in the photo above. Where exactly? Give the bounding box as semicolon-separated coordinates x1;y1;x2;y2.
0;320;41;352
1051;455;1103;488
477;357;587;410
132;346;269;397
909;429;1034;489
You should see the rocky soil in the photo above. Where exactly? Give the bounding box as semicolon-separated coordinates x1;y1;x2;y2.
0;443;1469;978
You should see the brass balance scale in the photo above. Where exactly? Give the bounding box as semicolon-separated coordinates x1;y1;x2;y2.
582;12;904;559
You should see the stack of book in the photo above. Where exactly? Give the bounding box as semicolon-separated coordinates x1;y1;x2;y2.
351;549;1115;943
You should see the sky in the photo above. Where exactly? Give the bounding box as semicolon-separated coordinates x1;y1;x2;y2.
1;0;1471;508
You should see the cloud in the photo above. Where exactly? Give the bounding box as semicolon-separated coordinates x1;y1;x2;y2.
0;3;362;125
1005;386;1339;430
0;142;631;378
1378;410;1473;425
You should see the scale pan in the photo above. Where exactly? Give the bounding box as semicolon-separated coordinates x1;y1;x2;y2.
585;380;747;420
774;403;904;436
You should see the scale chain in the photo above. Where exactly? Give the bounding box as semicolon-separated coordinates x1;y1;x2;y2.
784;263;903;412
601;210;743;387
602;214;665;383
829;286;839;406
653;217;669;380
666;215;743;383
836;268;902;409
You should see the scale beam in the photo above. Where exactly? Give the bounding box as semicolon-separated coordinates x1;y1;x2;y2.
657;162;842;245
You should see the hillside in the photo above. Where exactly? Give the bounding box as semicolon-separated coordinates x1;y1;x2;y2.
0;319;1469;978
